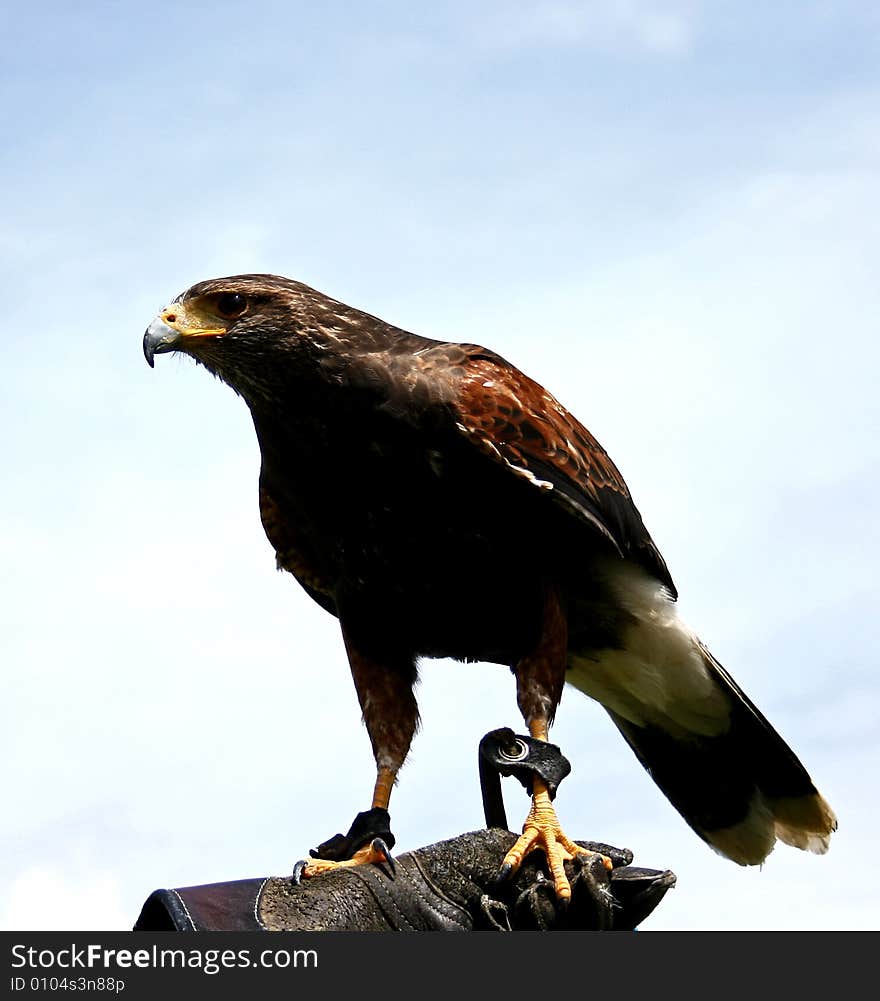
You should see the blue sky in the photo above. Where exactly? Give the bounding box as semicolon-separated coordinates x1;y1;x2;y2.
2;1;878;930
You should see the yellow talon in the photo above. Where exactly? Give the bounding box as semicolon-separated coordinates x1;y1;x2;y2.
300;838;395;880
501;778;612;899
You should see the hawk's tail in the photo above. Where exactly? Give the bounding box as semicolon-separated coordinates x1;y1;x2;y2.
566;575;837;865
603;653;838;864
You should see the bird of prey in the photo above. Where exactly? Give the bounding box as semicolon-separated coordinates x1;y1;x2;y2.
144;274;836;899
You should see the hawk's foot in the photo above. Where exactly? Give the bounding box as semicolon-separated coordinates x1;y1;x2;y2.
292;837;395;884
291;807;396;885
498;782;612;901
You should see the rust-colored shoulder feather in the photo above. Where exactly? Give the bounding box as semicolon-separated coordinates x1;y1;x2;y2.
444;344;676;597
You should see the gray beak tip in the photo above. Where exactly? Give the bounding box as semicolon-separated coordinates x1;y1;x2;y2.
143;332;156;368
143;317;180;368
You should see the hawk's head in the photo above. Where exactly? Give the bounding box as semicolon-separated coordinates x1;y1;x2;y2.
143;272;400;404
143;274;329;393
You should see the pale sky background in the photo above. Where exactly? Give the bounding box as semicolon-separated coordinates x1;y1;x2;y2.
2;1;879;931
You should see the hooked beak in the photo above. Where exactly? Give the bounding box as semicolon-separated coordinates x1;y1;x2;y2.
143;307;227;368
143;317;180;368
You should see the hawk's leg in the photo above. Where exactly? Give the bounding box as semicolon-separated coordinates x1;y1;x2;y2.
499;585;612;901
299;632;419;879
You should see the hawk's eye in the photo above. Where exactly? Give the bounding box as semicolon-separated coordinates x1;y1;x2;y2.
214;292;248;319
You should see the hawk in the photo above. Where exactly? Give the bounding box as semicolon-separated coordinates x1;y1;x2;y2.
144;274;836;898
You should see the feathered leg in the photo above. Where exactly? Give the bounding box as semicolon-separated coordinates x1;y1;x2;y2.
499;584;611;900
301;630;419;878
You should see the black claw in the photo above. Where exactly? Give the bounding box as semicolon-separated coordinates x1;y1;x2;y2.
291;859;308;886
495;862;514;886
372;837;396;874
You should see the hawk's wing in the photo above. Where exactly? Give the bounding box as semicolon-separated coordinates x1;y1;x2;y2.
442;343;677;598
